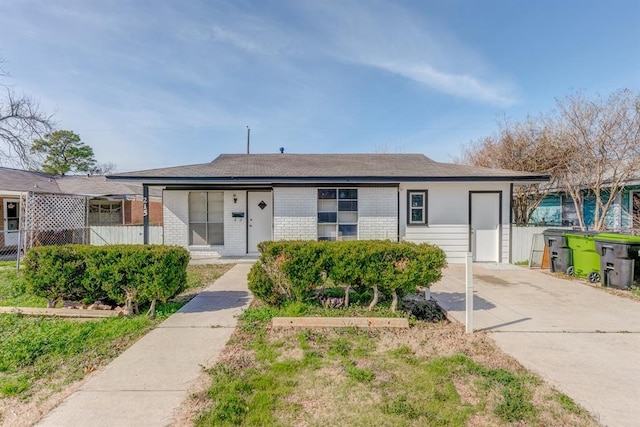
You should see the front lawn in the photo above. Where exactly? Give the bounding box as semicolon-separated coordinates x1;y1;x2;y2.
0;263;233;425
190;304;597;427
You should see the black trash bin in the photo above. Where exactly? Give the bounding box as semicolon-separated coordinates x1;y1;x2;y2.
543;228;573;274
594;233;640;289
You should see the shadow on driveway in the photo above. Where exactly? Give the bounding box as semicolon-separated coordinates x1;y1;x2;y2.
178;290;252;313
431;291;496;311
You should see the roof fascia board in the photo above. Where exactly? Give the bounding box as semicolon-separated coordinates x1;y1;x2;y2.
109;175;549;186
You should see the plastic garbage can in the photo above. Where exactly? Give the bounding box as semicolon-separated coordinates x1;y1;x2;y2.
594;233;640;289
564;231;601;282
543;229;573;274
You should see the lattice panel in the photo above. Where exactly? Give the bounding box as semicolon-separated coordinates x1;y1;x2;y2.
25;193;87;230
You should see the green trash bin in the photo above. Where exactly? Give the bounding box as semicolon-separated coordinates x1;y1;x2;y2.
564;231;601;282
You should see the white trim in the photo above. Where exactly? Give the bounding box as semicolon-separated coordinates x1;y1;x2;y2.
630;190;640;229
3;198;20;246
408;190;427;225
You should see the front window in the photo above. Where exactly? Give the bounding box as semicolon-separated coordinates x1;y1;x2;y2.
189;191;224;245
317;188;358;241
88;200;122;225
408;191;427;225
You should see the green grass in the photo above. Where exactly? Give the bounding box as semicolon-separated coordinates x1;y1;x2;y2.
0;313;160;399
0;269;46;308
185;264;234;291
195;304;594;426
0;261;16;268
0;263;232;406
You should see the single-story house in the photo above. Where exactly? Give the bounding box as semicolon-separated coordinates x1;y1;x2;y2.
110;153;547;263
530;185;640;231
0;167;162;250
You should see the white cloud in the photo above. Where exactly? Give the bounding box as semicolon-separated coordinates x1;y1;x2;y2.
210;25;260;53
292;0;517;106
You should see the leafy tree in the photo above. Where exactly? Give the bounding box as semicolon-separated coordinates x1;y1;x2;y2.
31;130;97;175
0;58;53;169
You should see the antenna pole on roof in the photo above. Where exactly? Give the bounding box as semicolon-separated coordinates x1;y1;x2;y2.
246;126;250;154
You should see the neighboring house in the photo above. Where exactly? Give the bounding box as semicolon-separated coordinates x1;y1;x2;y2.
529;185;640;231
56;175;163;226
109;154;546;263
0;167;162;250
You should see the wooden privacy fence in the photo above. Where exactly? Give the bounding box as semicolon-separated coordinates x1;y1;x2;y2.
89;226;163;245
510;225;572;263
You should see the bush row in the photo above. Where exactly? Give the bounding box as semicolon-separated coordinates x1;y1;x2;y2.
22;245;190;316
248;240;447;310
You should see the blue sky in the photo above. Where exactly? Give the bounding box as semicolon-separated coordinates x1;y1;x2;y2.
0;0;638;172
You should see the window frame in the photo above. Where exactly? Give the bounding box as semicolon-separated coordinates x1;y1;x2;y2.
88;199;123;225
188;191;224;246
407;190;428;226
317;188;358;241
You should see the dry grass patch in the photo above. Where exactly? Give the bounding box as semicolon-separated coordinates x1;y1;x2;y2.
190;303;598;427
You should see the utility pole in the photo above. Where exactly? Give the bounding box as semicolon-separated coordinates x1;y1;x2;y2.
246;126;250;154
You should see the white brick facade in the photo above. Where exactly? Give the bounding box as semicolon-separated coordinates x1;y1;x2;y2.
162;190;188;247
164;184;511;263
163;189;248;257
223;190;247;256
358;187;398;240
273;187;317;240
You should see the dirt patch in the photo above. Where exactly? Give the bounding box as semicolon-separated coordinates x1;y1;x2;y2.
1;369;97;427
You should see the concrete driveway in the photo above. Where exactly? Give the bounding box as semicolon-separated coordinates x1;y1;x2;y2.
431;264;640;427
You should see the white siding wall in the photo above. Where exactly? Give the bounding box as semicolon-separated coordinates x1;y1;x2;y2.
400;182;511;264
162;190;188;247
358;187;398;240
273;187;317;240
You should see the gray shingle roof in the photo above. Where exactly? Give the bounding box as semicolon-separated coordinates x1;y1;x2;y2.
110;153;548;183
57;175;162;197
0;167;61;193
0;167;161;197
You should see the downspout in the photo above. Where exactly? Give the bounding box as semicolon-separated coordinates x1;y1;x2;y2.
121;197;126;225
509;183;513;264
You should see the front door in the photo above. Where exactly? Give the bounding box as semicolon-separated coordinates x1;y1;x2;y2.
3;198;20;246
470;192;501;262
247;191;272;253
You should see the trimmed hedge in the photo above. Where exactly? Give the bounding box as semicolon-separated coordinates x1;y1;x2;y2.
23;245;190;316
248;240;447;310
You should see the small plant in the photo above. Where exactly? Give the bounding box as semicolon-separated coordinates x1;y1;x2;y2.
346;365;375;382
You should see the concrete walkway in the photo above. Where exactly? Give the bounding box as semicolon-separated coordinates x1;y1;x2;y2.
37;263;253;427
432;264;640;427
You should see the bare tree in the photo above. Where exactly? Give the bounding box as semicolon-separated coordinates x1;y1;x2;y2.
89;162;117;175
460;116;566;225
0;58;54;169
555;89;640;230
373;142;405;153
